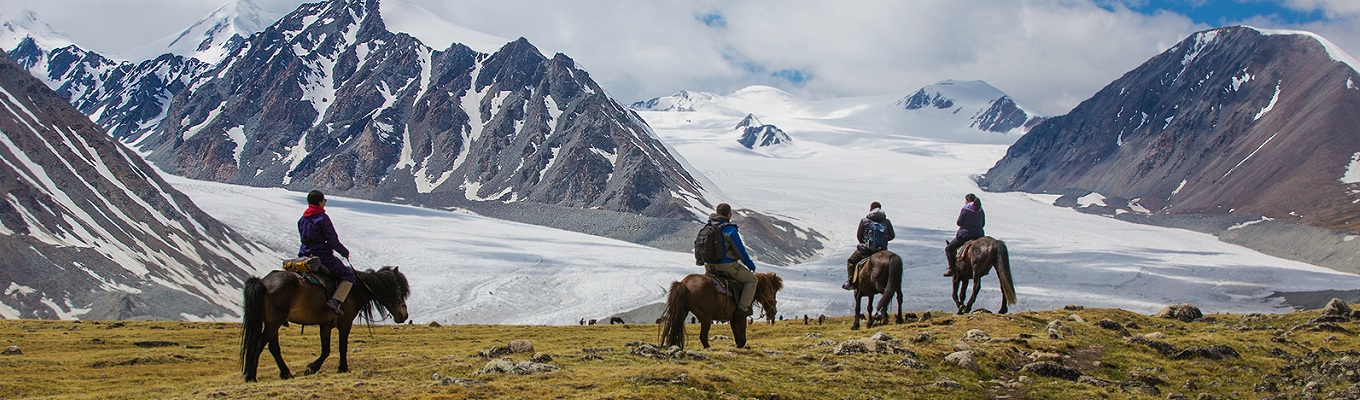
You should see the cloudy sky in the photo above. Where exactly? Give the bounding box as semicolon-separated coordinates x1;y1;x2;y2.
3;0;1358;115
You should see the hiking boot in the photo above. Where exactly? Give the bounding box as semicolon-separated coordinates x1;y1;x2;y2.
841;280;853;290
739;308;753;317
326;299;344;315
943;268;954;277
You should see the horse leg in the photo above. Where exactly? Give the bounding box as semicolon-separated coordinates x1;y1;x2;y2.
337;322;352;373
866;292;878;328
964;277;983;314
699;319;712;349
305;325;332;375
998;276;1010;315
266;327;292;380
851;293;862;330
953;279;968;314
732;316;748;349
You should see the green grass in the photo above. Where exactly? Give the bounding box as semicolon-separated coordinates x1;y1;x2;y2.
0;307;1355;399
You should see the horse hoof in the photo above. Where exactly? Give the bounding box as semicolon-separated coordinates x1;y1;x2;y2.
303;367;318;376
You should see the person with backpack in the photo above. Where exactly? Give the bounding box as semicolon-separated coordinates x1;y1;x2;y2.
944;193;985;277
842;202;895;290
695;203;758;317
298;190;355;315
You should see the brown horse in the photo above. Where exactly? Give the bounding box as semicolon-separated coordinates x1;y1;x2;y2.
950;236;1016;314
240;266;410;382
660;272;783;350
851;250;904;330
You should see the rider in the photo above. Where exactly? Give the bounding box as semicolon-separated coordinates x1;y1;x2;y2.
704;203;758;317
843;201;895;290
944;193;985;277
298;190;356;315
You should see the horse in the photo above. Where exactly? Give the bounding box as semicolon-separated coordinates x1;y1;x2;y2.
949;236;1016;314
850;250;904;330
660;272;783;350
240;266;410;382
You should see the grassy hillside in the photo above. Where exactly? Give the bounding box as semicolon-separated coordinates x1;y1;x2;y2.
1;306;1358;399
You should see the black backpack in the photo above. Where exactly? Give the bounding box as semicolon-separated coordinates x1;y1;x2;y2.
694;221;732;265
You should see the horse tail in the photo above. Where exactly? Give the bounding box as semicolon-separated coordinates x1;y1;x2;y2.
995;241;1017;305
659;280;689;349
239;276;266;374
888;252;904;302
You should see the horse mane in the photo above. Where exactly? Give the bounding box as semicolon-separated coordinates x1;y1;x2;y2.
756;272;783;300
354;266;410;324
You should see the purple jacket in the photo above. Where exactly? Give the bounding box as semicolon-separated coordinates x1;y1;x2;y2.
298;210;350;259
955;202;985;239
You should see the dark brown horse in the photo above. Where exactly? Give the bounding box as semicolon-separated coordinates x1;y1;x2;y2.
660;272;783;350
950;236;1016;314
240;266;410;382
851;250;904;330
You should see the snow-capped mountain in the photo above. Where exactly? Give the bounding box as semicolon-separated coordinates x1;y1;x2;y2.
980;26;1360;268
735;114;791;149
121;0;284;64
1;7;211;144
0;50;271;320
982;26;1360;225
895;79;1044;135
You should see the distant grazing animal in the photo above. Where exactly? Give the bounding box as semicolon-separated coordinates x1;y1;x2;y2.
588;319;597;325
240;266;409;382
609;317;625;325
803;315;809;325
850;250;905;330
949;236;1016;314
818;314;826;325
660;272;783;350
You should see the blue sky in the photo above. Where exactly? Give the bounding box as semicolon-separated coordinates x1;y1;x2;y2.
2;0;1359;115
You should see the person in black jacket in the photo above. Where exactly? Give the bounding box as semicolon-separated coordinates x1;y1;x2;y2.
944;193;985;277
842;202;895;290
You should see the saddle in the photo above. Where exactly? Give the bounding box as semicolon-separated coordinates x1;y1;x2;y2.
703;266;743;301
851;258;872;284
281;256;338;297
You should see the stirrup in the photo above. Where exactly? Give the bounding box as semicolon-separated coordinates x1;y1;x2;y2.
326;299;344;315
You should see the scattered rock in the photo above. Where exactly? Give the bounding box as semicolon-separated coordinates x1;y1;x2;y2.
1142;332;1166;340
630;344;682;359
440;377;484;386
1304;381;1324;394
579;354;602;361
1320;299;1352;318
832;340;869;355
1154;304;1203;322
869;332;893;342
582;347;613;353
530;352;553;363
1020;361;1080;381
944;350;978;371
508;340;534;354
710;335;731;342
2;345;20;355
803;333;823;339
962;329;991;341
477;346;512;358
105;322;125;329
1287;322;1350;336
1096;319;1130;335
1048;329;1064;340
1079;375;1160;396
935;378;963;389
427;321;442;328
762;350;784;356
133;341;179;348
1127;336;1180;357
1030;352;1063;362
475;359;559;375
1069;314;1085;323
910;333;935;343
1063;305;1085;311
896;357;930;370
1017;375;1032;384
1171;345;1239;361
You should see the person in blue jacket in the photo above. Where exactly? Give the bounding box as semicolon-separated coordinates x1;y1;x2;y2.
704;203;758;317
298;190;355;315
944;193;985;277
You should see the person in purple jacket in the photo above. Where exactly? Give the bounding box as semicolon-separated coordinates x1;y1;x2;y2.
944;193;985;277
299;190;355;315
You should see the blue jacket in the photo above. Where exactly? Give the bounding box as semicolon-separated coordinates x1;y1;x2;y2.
710;214;756;271
955;202;985;239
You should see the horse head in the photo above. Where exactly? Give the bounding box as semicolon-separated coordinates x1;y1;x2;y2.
358;266;410;324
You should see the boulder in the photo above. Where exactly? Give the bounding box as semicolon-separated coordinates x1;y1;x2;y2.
1320;298;1353;318
962;329;991;341
2;345;20;355
1154;304;1203;322
509;339;535;354
1020;361;1080;381
944;350;978;371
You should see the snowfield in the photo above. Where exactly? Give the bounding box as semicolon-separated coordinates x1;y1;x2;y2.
169;88;1360;325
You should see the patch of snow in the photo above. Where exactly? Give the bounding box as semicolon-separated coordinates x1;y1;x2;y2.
1342;152;1360;184
1223;132;1280;179
1228;217;1271;231
226;126;246;166
1172;180;1188;195
1254;81;1281;121
1077;192;1106;208
1250;26;1360;75
5;282;36;296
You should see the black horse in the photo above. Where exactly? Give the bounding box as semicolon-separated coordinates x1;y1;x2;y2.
240;266;410;382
